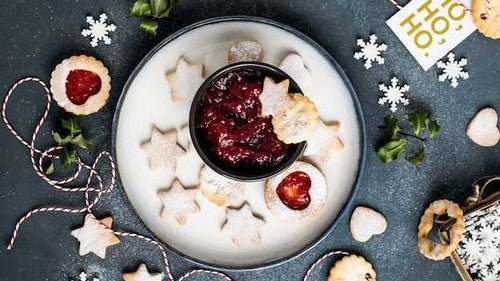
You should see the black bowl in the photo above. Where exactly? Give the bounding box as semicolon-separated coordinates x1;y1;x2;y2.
189;62;306;181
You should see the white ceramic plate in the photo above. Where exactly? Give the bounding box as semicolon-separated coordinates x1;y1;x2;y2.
114;16;363;268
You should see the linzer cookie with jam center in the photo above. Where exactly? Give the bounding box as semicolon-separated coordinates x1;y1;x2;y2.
264;161;327;222
50;55;111;115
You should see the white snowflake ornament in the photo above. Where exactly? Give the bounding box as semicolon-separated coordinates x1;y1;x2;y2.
436;52;469;88
378;77;410;112
354;34;387;69
81;13;116;47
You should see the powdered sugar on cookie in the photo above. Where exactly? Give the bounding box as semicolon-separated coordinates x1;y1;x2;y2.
265;161;327;222
158;180;199;225
50;55;111;115
175;125;204;185
272;94;320;144
199;166;247;207
221;203;266;246
279;53;311;89
141;127;186;174
466;108;499;147
228;41;262;63
166;58;204;102
176;125;192;151
350;206;387;242
71;214;120;259
259;77;291;117
304;120;344;162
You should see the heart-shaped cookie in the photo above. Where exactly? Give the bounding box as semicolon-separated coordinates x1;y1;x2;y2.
350;206;387;242
467;108;499;147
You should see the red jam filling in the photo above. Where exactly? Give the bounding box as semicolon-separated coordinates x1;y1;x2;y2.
65;69;102;105
276;171;311;210
196;70;291;168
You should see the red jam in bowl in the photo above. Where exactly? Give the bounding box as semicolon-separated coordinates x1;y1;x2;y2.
195;70;291;169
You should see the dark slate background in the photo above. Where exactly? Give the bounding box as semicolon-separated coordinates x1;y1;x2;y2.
0;0;498;280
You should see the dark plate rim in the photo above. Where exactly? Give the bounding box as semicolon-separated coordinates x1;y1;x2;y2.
111;15;367;272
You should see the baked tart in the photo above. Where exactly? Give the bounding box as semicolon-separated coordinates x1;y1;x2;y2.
50;55;111;115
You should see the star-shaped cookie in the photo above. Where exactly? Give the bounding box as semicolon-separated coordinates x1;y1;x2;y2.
222;203;266;246
158;180;200;225
304;120;344;162
166;58;204;101
259;77;291;117
174;125;205;186
199;166;246;207
176;125;192;151
70;214;120;259
123;264;163;281
279;53;311;89
141;127;186;174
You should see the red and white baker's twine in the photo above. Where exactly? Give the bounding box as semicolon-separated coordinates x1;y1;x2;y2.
3;77;353;280
302;250;349;281
387;0;404;10
2;77;232;281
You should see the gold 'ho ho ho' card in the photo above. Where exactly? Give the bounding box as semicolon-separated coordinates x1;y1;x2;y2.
387;0;476;71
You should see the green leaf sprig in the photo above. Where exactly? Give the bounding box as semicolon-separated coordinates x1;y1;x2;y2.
376;111;440;165
45;116;92;174
131;0;180;36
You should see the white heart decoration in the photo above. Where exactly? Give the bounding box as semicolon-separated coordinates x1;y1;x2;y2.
350;206;387;242
467;108;499;147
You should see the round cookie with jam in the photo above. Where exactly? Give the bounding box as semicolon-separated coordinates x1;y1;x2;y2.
264;160;327;222
50;55;111;115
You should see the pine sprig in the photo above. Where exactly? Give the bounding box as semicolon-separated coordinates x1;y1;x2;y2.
45;116;92;174
376;111;440;165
